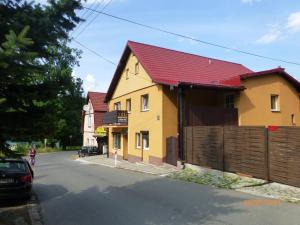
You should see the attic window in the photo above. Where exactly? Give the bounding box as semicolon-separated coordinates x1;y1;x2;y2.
135;63;139;74
126;68;129;80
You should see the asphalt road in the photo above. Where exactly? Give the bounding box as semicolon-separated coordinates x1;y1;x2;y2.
34;151;300;225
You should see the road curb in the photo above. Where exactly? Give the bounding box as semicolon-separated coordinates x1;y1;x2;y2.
27;193;43;225
76;158;172;176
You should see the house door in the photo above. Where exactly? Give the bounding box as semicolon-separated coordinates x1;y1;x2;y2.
123;134;128;160
141;131;149;162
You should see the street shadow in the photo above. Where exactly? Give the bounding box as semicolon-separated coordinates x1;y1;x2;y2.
35;177;248;225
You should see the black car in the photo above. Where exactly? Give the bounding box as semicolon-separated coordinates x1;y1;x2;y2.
78;146;100;157
0;158;34;200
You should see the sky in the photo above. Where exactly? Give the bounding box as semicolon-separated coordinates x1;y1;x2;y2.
39;0;300;93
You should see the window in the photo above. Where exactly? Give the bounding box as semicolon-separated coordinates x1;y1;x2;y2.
114;102;121;110
136;133;141;148
291;114;296;125
88;114;92;127
142;132;149;150
141;94;149;111
271;95;279;111
126;99;131;113
113;133;121;149
135;62;139;74
225;95;234;109
125;68;129;80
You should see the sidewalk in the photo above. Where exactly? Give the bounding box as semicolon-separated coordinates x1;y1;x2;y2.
76;155;180;176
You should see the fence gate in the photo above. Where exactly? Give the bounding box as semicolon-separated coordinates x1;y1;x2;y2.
166;137;178;166
268;127;300;187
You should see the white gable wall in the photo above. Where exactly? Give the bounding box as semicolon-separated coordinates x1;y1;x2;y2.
83;100;97;146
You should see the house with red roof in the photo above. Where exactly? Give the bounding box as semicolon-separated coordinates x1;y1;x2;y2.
82;92;108;148
103;41;300;165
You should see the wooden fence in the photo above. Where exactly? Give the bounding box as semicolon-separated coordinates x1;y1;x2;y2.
269;127;300;187
185;126;300;187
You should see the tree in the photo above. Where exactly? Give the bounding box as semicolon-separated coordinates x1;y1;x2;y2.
0;0;84;154
54;77;85;149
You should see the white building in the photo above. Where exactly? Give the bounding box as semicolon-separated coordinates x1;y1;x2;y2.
82;92;107;146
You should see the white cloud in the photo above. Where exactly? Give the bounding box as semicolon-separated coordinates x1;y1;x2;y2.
286;11;300;32
83;74;98;92
80;73;110;93
241;0;261;4
256;26;281;44
257;11;300;44
71;71;77;79
177;37;198;46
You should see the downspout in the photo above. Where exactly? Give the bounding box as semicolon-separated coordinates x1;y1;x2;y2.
178;86;185;161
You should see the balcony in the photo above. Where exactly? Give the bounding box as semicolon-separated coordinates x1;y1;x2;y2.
103;110;128;126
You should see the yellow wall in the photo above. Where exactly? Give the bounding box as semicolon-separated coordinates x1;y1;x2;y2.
237;74;300;126
162;86;178;158
108;52;165;162
112;53;154;99
107;50;300;163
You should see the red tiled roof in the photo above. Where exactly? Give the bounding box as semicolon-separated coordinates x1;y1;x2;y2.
105;41;252;102
240;68;300;91
128;41;253;86
105;41;300;102
87;92;107;112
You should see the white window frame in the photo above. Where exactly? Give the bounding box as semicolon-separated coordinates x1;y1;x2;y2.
126;99;131;113
114;102;121;110
271;95;280;112
141;94;149;111
142;132;149;150
136;133;141;149
113;133;121;150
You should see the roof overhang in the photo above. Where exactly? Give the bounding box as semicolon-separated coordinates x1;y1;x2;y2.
178;82;244;91
240;68;300;92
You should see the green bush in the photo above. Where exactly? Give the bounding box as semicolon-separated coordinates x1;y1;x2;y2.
65;146;81;151
15;144;28;156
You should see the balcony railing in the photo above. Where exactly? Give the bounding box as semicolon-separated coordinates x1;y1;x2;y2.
103;110;128;125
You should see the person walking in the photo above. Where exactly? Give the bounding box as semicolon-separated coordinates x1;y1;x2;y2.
29;144;37;166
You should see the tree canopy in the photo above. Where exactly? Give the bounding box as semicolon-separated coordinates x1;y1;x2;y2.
0;0;85;153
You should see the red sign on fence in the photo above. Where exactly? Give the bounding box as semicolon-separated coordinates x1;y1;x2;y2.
268;125;278;132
